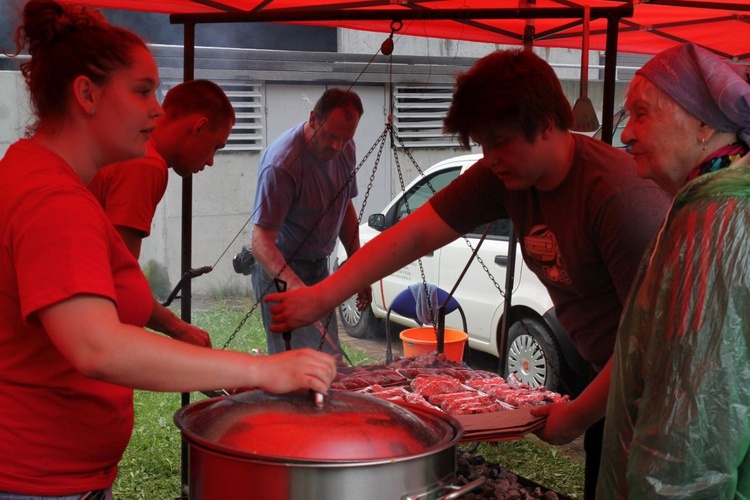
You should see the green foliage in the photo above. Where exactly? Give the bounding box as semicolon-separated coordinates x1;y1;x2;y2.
459;439;585;498
142;260;172;302
115;391;183;499
205;278;254;301
114;300;265;498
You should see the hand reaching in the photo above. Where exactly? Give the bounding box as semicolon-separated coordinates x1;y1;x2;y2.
266;286;332;332
171;322;212;348
356;286;373;311
249;348;337;395
530;401;588;445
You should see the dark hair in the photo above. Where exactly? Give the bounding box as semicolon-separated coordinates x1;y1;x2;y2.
162;79;236;130
444;49;574;147
14;0;148;129
314;88;364;121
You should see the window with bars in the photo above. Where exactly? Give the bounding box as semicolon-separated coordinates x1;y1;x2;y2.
391;84;460;149
159;80;264;152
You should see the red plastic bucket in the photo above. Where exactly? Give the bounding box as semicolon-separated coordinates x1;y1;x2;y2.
399;327;468;363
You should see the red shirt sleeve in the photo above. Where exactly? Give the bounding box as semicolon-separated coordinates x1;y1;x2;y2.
88;151;168;237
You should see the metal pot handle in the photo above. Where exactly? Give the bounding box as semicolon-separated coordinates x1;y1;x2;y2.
403;477;485;500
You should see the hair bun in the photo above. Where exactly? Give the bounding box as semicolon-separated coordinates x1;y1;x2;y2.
22;0;107;56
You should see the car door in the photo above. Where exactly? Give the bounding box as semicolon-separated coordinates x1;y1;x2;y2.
436;219;514;351
376;164;462;322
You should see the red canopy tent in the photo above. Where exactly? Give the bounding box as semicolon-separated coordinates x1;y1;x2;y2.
63;0;750;60
57;0;750;149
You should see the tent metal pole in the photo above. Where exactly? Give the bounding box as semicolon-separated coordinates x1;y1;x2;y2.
179;21;196;500
170;6;633;25
600;11;622;145
497;223;518;377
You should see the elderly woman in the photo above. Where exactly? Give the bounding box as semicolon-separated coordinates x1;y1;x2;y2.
597;43;750;498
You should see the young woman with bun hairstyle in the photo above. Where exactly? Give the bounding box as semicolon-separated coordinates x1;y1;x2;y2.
0;2;336;498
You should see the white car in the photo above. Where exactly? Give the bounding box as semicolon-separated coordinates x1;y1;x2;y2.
336;154;589;394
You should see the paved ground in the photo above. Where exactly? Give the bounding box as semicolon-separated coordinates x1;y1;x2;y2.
338;320;404;364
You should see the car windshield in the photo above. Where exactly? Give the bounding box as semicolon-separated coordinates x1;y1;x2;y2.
394;166;461;221
470;218;512;239
593;108;630;149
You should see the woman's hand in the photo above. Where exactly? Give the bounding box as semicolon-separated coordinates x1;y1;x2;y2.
249;348;337;395
530;401;588;445
532;360;612;444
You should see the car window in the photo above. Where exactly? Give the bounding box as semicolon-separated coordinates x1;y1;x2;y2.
469;218;511;239
394;166;462;221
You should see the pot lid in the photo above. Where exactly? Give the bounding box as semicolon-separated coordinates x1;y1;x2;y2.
174;389;461;462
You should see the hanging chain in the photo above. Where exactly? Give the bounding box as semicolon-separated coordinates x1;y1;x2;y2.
391;129;508;302
221;298;261;350
346;127;388;246
389;136;435;329
316;312;334;351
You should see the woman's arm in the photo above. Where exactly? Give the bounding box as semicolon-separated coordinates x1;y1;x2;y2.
146;298;212;347
38;295;336;394
531;359;612;444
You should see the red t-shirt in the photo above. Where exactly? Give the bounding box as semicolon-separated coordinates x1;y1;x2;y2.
88;139;169;237
0;140;153;495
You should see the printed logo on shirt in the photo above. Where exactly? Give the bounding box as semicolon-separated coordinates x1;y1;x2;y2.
523;225;571;284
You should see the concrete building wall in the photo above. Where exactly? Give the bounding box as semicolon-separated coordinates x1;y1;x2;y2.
0;71;31;154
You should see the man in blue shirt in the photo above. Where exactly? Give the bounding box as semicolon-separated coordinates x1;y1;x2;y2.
251;88;371;354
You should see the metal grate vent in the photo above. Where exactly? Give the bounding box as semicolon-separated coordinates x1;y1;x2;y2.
392;85;460;149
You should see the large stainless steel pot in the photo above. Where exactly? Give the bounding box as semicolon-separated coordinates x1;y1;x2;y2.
174;389;482;499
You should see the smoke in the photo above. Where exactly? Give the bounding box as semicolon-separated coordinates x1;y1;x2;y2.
0;5;336;54
103;10;338;51
0;0;24;55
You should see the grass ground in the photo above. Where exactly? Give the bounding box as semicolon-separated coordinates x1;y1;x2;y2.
113;299;584;498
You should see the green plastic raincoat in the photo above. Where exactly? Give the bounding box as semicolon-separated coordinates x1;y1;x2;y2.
598;165;750;499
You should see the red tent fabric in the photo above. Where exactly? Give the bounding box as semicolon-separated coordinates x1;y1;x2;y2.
61;0;750;60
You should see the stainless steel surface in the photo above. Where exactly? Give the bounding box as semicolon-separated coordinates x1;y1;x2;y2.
175;390;457;461
405;477;486;500
185;441;460;500
175;390;465;500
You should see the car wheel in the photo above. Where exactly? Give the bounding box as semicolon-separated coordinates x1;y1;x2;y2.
504;316;563;392
338;295;383;339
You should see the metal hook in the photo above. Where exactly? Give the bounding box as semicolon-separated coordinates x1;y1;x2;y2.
381;21;401;56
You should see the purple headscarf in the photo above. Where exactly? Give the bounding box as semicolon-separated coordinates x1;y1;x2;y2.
637;43;750;145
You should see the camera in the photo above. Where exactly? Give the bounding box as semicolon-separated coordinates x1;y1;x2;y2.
232;244;256;275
